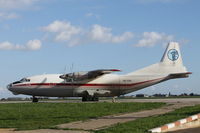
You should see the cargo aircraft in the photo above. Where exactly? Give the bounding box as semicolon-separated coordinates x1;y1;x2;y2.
7;42;191;102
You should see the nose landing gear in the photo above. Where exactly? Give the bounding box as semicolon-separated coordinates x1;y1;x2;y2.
32;96;39;103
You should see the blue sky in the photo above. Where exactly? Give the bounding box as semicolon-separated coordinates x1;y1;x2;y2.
0;0;199;98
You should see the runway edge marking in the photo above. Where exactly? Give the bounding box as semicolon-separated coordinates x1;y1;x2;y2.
149;113;200;133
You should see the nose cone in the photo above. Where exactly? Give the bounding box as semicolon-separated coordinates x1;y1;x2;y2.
7;83;19;95
7;83;13;91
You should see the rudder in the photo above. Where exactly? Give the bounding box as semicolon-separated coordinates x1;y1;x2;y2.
159;42;187;74
160;42;183;66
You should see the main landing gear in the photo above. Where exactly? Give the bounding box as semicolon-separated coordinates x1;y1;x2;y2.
82;95;99;102
32;96;39;103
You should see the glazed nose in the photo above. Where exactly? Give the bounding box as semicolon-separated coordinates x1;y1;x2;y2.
7;83;13;90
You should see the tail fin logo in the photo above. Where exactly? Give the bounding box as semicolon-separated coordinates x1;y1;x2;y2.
168;49;179;61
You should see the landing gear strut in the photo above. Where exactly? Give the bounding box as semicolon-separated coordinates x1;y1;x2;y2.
112;96;117;103
32;96;38;103
82;95;99;102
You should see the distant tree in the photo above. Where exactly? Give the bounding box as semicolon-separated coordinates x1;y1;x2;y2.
189;93;194;96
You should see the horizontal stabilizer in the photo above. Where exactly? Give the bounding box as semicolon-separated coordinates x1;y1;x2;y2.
168;72;192;79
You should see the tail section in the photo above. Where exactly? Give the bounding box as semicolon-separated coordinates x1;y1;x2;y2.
161;42;183;67
128;42;190;75
159;42;187;74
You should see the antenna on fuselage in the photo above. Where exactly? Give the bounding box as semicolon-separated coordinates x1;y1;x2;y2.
70;63;74;74
70;63;74;82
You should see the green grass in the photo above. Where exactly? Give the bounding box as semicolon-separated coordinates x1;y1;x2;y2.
0;102;165;130
95;104;200;133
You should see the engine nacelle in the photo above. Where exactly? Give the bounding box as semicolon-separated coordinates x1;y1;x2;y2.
59;71;88;82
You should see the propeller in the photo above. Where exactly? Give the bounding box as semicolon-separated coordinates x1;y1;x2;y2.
60;63;75;82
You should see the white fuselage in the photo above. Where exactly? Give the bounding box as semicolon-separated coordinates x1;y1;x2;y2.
8;73;167;97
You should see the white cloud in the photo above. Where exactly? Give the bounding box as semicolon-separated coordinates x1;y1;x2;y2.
42;21;79;33
25;39;42;50
41;20;81;42
42;21;180;48
135;32;174;47
85;12;100;19
0;12;19;20
89;24;133;43
86;13;94;17
0;39;42;51
0;0;38;21
41;20;134;47
0;0;39;10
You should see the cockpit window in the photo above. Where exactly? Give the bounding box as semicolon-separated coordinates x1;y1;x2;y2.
12;81;21;84
19;78;30;82
12;78;30;84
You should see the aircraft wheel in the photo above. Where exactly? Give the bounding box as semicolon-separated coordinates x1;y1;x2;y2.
88;96;93;101
82;95;99;102
32;97;38;103
92;96;99;101
82;96;87;102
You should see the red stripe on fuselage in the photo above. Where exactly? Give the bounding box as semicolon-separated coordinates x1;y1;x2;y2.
14;77;165;87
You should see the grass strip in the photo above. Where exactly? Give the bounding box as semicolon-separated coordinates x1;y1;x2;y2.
95;104;200;133
0;102;165;130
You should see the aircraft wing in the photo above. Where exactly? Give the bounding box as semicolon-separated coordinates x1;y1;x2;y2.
86;69;121;79
59;69;121;81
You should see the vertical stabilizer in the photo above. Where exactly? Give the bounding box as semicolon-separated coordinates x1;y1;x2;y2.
160;42;183;66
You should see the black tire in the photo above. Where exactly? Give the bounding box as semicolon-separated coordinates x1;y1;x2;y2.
82;95;99;102
82;96;87;102
92;96;99;101
32;97;38;103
